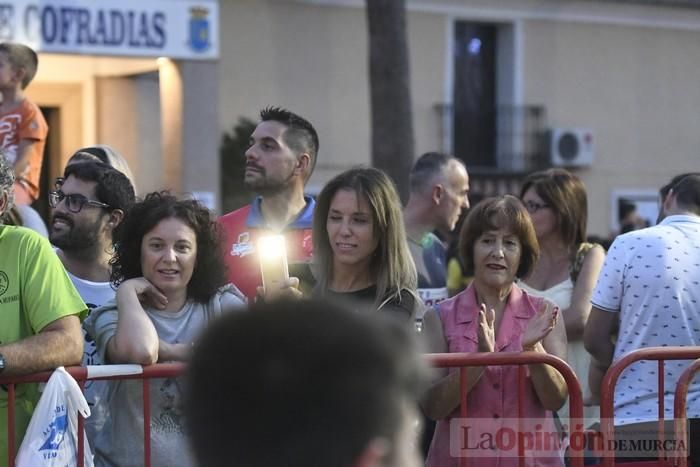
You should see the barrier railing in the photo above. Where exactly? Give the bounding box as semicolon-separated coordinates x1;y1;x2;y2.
0;363;186;467
3;350;697;467
673;358;700;467
598;347;700;467
427;351;584;467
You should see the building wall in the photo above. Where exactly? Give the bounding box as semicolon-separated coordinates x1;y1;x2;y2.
218;0;447;193
522;19;700;235
23;1;700;232
219;0;367;193
35;54;159;151
215;0;700;235
33;54;217;203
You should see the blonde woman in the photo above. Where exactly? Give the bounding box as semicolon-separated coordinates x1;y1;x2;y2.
312;167;420;320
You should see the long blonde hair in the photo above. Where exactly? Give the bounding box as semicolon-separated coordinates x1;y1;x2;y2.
313;167;417;307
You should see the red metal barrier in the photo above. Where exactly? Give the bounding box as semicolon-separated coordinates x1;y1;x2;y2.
0;363;185;467
597;347;700;467
673;358;700;467
427;351;584;467
6;350;694;467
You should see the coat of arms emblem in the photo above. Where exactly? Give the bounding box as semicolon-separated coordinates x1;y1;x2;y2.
188;6;210;52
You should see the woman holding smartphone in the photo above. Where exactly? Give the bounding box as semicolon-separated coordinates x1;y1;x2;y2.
84;192;245;467
312;167;420;320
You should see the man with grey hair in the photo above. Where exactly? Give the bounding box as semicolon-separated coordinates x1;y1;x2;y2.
0;154;86;461
404;152;469;459
404;152;470;310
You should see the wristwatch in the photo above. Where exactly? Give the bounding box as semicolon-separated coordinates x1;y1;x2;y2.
0;352;5;373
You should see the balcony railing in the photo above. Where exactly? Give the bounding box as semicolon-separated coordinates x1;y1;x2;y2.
435;103;548;175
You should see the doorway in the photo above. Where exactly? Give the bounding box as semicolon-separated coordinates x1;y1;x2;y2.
453;21;497;169
31;106;61;224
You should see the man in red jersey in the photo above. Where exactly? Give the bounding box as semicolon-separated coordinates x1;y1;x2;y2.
219;107;319;300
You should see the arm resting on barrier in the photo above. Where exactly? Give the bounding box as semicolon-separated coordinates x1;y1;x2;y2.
107;279;162;365
0;315;82;376
420;308;487;420
421;370;486;421
158;340;192;362
524;339;568;411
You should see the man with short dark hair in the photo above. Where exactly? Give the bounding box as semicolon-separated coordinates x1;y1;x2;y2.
219;106;319;300
186;299;425;467
656;172;700;224
404;152;470;309
0;154;86;462
48;156;136;443
585;174;700;463
51;160;136;284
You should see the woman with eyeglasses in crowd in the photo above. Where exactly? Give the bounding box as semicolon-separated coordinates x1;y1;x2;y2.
519;168;605;415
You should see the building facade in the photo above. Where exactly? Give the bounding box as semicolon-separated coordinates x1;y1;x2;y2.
17;0;700;236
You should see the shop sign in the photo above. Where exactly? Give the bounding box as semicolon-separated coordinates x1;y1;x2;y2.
0;0;218;59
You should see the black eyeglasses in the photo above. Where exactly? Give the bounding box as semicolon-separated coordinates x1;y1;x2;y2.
48;190;111;213
523;200;550;214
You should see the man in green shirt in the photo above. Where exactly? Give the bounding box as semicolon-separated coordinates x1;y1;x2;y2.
0;154;86;466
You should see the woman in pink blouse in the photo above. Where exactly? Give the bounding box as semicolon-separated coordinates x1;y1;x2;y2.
421;195;568;467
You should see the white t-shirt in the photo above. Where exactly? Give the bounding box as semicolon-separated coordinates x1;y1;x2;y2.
520;278;599;422
592;215;700;425
84;286;245;467
66;270;116;445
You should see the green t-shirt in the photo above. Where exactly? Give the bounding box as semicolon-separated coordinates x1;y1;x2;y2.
0;225;87;465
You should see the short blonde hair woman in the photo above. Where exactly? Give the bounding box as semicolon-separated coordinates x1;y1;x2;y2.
313;167;419;320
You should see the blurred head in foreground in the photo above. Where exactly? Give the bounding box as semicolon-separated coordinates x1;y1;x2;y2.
186;298;426;467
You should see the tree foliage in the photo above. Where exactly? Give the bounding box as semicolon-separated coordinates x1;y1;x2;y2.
220;117;256;213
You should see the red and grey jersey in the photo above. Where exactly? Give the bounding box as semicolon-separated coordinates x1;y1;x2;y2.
219;196;315;301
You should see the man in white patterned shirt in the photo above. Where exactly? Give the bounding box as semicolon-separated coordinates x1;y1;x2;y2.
585;174;700;463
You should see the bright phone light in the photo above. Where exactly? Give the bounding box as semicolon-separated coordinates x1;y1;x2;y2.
258;234;287;261
258;234;289;292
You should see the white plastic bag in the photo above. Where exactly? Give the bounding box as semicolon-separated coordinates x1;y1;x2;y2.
15;367;94;467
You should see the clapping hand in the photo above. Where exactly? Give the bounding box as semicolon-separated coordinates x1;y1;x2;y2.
477;303;496;353
522;301;558;350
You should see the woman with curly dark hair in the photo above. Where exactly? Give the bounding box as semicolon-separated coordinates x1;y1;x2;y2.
84;192;245;467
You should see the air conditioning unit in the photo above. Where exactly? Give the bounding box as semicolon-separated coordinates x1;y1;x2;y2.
549;128;594;167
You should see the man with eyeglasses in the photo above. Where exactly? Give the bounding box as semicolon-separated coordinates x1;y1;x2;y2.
0;153;86;463
48;158;135;444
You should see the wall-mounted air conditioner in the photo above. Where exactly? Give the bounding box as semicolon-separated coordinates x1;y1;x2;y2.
549;128;594;167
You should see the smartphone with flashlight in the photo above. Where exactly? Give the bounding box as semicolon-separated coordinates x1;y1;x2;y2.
258;234;289;293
